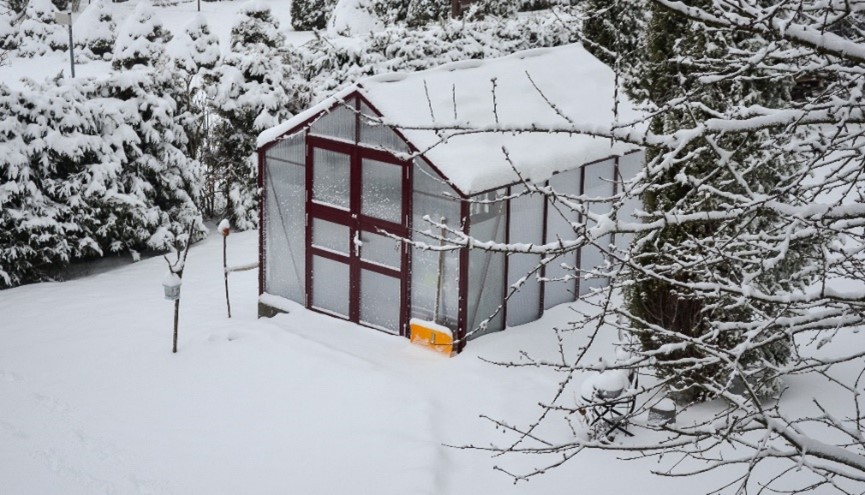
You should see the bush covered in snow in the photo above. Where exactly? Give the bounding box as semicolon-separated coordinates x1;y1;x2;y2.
299;8;581;102
0;67;203;288
404;0;449;27
290;0;338;31
15;0;67;57
73;0;116;61
0;9;17;50
112;0;172;70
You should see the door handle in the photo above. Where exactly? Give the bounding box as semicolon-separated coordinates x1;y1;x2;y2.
353;231;362;257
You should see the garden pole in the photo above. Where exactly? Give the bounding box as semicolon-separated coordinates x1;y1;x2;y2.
223;233;231;318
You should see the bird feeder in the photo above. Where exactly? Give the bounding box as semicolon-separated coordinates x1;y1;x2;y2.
218;219;231;237
163;272;182;301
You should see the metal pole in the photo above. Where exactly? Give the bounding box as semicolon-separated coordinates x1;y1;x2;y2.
198;0;200;11
67;17;75;78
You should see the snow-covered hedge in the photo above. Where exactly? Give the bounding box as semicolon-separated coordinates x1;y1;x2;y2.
291;0;338;30
0;68;203;289
298;8;581;102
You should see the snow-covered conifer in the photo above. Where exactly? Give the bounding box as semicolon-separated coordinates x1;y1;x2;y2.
210;1;310;229
463;0;519;20
73;0;116;61
15;0;67;57
96;69;203;251
0;8;17;50
111;0;171;70
0;79;117;287
169;15;220;165
405;0;449;27
171;14;220;76
290;0;337;30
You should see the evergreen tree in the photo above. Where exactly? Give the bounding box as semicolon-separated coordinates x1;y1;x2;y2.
405;0;449;27
463;0;519;20
16;0;67;57
95;69;203;252
112;0;171;70
580;0;646;99
210;1;310;229
171;14;220;162
589;1;802;402
73;0;116;61
290;0;338;30
0;8;17;50
0;79;117;288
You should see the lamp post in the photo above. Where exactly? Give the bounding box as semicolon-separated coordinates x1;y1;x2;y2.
54;11;75;78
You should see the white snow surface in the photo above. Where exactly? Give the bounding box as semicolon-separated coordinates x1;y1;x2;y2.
260;43;643;195
0;230;660;494
1;229;857;494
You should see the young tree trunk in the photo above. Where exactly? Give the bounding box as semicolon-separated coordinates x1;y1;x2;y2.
223;235;231;318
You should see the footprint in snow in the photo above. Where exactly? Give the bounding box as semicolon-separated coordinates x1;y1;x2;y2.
0;369;22;382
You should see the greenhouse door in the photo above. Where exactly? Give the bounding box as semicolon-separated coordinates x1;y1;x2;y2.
306;138;410;335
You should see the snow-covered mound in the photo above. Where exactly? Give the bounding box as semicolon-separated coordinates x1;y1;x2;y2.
327;0;385;36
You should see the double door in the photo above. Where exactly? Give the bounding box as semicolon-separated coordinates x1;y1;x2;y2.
305;137;409;334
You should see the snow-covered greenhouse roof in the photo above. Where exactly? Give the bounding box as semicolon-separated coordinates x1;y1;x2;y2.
258;43;642;196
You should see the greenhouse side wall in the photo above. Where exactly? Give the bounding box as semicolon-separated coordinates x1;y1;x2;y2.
263;132;307;305
467;189;507;339
411;159;462;332
544;168;581;308
579;157;617;296
506;184;545;326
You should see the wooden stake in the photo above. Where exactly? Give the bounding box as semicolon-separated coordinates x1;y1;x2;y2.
223;234;231;318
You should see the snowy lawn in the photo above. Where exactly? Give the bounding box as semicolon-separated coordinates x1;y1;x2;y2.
0;228;698;494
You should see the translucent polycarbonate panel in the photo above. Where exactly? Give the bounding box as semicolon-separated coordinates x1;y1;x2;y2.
413;158;459;202
506;185;544;327
411;160;462;329
359;102;410;154
360;269;401;333
614;151;645;253
580;238;610;295
309;97;356;142
265;131;305;166
312;218;350;256
311;255;349;317
544;168;581;309
312;148;350;209
264;134;306;304
580;159;617;296
359;229;401;269
361;158;402;224
583;158;616;210
468;190;507;338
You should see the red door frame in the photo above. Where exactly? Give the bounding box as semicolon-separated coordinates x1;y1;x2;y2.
304;135;412;335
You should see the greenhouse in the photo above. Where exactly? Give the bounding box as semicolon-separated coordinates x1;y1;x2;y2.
256;43;644;354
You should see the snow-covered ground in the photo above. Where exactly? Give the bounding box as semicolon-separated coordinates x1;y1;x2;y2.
0;228;693;495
